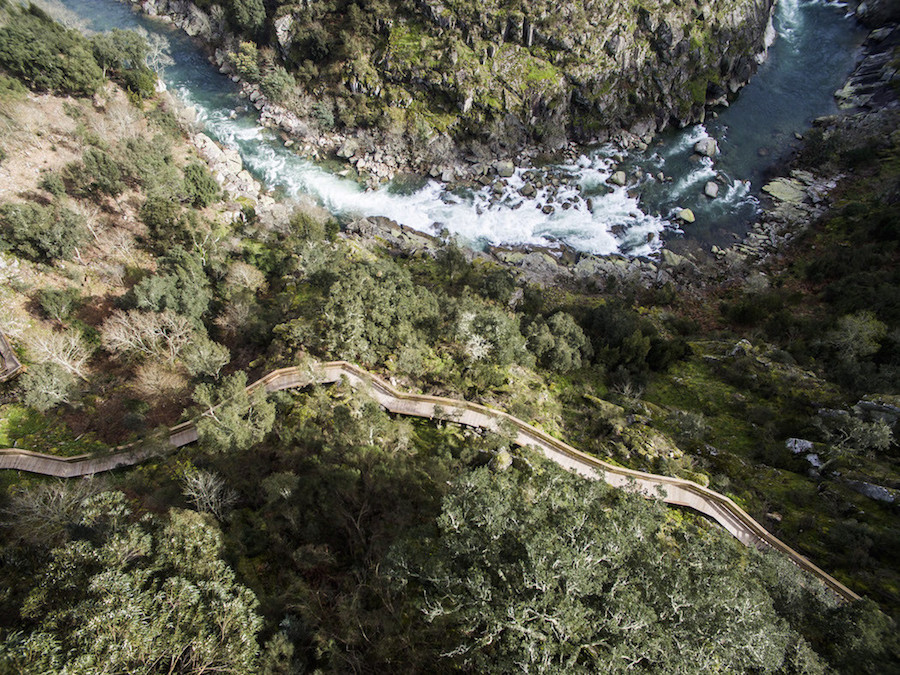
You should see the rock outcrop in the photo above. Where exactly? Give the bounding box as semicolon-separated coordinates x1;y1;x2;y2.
130;0;776;180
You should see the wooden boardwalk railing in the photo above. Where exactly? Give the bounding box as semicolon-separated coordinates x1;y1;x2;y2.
0;360;861;602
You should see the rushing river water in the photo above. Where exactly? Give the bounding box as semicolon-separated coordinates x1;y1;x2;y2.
53;0;864;255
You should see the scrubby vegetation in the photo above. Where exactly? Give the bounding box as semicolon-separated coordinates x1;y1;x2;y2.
0;4;156;100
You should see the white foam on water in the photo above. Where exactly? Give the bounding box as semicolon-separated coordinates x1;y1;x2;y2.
778;0;804;43
669;159;717;199
181;91;673;255
721;179;755;207
661;124;710;160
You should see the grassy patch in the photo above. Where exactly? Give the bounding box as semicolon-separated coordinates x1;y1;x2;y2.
0;404;17;446
2;405;106;457
524;58;559;83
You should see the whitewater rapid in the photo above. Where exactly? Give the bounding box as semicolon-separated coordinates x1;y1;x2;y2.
55;0;864;255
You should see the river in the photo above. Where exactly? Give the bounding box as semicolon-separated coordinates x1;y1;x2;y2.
52;0;864;256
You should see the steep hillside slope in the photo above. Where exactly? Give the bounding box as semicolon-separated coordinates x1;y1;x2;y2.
138;0;775;171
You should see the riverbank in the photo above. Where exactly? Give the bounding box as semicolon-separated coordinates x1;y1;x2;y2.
128;0;777;188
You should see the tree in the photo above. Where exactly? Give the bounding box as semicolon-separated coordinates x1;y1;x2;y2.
526;311;592;372
91;29;158;98
180;466;238;521
0;492;262;673
26;328;93;379
229;0;266;35
390;462;806;673
137;28;174;75
309;260;439;365
821;598;900;674
139;192;192;245
814;411;893;467
1;479;100;547
0;5;103;96
19;362;76;411
101;309;194;363
90;29;148;76
456;303;529;367
826;311;887;363
129;247;211;322
182;334;230;378
260;66;294;102
193;371;276;452
229;41;260;81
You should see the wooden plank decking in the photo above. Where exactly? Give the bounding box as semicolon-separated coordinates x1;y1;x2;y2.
0;358;862;603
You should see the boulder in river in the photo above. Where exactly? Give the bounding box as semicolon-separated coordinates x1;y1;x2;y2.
677;208;696;223
704;181;720;198
693;138;719;157
609;170;627;186
495;161;515;178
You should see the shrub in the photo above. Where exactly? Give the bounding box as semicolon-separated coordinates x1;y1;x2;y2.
290;209;335;242
0;5;103;96
0;202;87;262
132;361;187;401
259;66;294;102
37;287;83;322
64;148;125;198
312;101;335;129
0;73;26;101
182;162;220;207
38;172;66;198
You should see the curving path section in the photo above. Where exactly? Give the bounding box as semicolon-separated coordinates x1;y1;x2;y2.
0;360;860;602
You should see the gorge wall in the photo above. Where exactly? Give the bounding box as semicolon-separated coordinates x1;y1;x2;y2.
132;0;775;177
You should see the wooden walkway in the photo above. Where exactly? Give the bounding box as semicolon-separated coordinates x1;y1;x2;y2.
0;360;861;602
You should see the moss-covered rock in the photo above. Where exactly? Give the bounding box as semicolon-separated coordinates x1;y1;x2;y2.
136;0;775;167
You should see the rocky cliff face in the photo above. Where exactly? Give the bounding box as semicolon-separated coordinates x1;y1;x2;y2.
398;0;775;145
135;0;775;177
